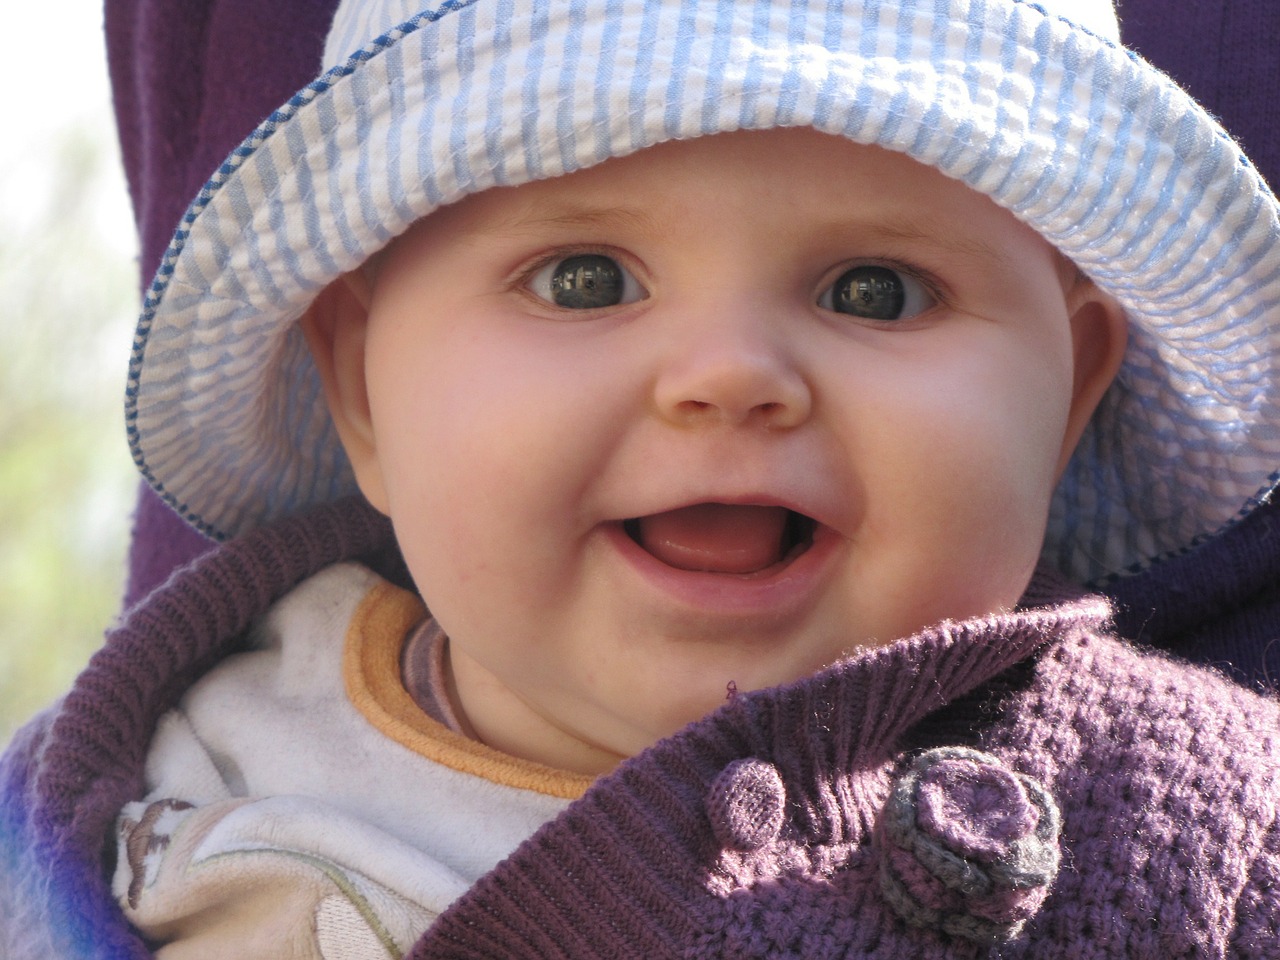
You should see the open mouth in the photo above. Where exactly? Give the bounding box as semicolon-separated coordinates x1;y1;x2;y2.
623;503;817;575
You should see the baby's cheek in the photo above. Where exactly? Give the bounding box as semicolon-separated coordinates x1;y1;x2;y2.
901;434;1052;603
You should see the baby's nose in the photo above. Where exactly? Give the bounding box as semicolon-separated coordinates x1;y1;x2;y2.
652;322;812;429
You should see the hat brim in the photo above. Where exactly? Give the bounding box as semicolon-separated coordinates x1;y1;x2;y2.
127;0;1280;583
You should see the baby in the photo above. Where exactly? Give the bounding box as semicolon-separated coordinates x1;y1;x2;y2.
4;0;1280;957
300;127;1126;774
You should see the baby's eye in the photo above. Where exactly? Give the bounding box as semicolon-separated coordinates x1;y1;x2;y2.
527;253;646;310
819;265;936;321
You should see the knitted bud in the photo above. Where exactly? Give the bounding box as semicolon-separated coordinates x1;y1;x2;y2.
878;747;1061;944
706;758;787;852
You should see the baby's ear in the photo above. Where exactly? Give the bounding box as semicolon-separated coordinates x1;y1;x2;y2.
1056;277;1129;477
298;271;390;513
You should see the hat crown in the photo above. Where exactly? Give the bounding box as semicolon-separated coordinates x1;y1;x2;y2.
322;0;1121;70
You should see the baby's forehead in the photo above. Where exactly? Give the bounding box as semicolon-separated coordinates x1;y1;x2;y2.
395;129;1050;262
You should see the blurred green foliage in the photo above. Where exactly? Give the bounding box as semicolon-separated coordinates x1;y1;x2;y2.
0;124;138;742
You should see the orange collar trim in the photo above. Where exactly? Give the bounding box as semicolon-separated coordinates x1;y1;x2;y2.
343;580;594;801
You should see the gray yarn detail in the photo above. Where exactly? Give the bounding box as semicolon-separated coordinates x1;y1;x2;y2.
879;864;1012;944
877;746;1063;944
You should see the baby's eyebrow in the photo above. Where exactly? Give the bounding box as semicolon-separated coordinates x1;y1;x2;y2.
499;204;660;236
854;221;1008;267
498;204;1014;268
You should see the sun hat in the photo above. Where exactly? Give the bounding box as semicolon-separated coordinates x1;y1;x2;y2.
126;0;1280;585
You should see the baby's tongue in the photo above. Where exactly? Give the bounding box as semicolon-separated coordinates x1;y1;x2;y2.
632;503;790;574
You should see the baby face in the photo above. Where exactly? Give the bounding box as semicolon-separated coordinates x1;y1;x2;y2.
314;128;1123;774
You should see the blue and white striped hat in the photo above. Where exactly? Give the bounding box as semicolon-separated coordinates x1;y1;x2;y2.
127;0;1280;584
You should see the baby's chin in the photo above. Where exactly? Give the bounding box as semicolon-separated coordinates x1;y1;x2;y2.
445;554;1045;773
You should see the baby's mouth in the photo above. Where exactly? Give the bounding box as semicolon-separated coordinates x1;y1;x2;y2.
623;503;816;575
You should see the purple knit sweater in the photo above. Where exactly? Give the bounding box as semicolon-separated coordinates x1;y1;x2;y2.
3;498;1278;958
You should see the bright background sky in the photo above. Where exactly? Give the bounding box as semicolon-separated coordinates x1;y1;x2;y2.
0;2;140;738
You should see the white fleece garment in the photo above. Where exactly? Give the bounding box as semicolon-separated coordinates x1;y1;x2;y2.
112;563;587;960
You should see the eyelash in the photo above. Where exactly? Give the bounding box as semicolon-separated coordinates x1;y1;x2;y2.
515;248;948;321
816;260;946;323
517;246;647;307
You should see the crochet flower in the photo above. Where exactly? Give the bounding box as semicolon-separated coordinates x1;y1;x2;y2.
878;747;1061;944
